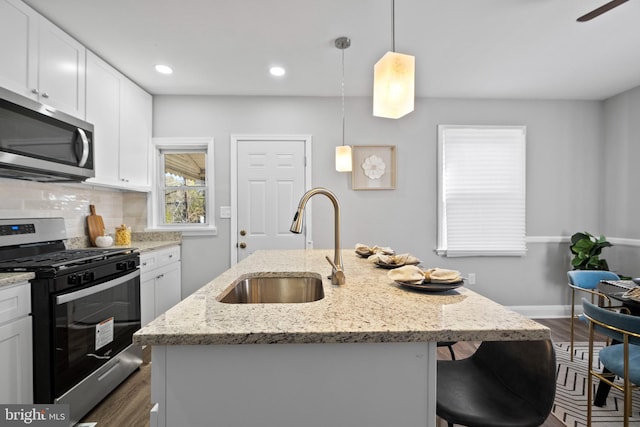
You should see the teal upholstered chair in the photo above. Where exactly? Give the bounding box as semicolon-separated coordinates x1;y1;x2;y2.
567;270;620;361
582;299;640;427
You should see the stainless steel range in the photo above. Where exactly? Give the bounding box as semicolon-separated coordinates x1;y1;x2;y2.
0;217;142;425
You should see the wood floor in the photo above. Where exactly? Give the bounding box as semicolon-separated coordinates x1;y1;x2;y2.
80;318;584;427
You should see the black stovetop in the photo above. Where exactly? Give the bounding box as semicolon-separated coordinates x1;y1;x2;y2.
0;247;135;272
0;218;138;275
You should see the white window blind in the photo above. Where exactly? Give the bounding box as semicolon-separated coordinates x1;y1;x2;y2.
437;125;526;257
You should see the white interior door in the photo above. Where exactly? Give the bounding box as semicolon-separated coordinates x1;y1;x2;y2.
232;135;311;264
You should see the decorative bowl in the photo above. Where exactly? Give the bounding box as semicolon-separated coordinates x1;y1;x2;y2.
95;235;113;248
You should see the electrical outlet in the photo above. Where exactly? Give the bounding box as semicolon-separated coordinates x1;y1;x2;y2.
467;273;476;285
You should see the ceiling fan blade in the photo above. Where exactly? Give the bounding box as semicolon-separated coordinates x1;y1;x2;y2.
577;0;629;22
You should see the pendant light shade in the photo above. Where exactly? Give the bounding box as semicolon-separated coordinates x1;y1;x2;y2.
373;0;415;119
335;145;352;172
335;36;352;172
373;51;415;119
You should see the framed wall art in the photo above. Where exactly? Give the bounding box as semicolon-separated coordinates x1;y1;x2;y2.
351;145;396;190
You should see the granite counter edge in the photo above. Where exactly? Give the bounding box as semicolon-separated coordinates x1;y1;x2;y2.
133;327;551;346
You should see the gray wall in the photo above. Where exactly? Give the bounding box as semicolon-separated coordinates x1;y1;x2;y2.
154;95;608;311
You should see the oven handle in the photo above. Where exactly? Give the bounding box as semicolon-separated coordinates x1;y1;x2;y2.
56;269;140;305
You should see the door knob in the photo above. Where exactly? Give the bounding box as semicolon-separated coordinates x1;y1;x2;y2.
239;242;247;249
240;229;246;236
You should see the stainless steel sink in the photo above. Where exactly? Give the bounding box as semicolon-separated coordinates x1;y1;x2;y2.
218;274;324;304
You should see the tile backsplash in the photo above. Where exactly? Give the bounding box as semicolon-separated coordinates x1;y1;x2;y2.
123;192;148;232
0;178;149;239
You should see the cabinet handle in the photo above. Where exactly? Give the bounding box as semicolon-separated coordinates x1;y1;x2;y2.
41;92;50;99
168;254;173;258
31;89;39;95
156;274;164;279
142;262;147;266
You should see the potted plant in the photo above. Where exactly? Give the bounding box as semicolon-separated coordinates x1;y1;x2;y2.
569;231;612;270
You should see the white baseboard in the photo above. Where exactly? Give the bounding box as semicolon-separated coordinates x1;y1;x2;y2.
508;305;572;319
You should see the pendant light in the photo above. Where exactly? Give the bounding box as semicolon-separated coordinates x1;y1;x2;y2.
373;0;415;119
335;36;352;172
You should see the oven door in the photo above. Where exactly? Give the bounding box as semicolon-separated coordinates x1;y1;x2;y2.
53;269;140;398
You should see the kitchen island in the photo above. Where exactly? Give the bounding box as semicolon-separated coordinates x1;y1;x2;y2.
134;249;550;427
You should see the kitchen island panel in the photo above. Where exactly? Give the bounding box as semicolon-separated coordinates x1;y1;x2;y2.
153;341;436;427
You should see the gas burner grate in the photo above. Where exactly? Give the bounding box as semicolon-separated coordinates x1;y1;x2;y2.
0;248;134;271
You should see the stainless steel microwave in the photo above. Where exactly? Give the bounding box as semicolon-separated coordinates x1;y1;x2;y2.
0;86;94;182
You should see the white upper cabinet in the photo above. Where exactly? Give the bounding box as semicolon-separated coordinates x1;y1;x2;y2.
0;0;86;119
0;0;36;97
37;16;86;118
85;52;152;191
85;52;121;185
119;77;152;189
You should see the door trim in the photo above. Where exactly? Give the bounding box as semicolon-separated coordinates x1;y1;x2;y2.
230;134;312;265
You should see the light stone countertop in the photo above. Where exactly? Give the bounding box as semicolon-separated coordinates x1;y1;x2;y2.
114;240;181;253
134;249;550;346
0;272;35;289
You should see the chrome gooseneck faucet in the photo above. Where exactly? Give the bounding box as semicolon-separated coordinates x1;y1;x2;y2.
290;187;345;285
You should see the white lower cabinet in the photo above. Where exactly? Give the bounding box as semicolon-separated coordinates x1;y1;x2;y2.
0;280;33;404
140;246;181;326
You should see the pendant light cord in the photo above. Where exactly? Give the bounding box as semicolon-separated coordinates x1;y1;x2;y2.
391;0;395;52
341;45;345;147
335;37;350;147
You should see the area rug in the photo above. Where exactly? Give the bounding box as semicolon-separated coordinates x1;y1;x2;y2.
553;342;640;426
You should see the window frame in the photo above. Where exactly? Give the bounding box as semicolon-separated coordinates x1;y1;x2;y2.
436;124;526;257
148;137;217;235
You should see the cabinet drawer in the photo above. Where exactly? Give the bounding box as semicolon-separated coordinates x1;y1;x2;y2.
140;252;158;271
140;245;181;277
0;282;30;325
157;246;181;264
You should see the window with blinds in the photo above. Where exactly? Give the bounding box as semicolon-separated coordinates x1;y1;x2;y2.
437;125;527;257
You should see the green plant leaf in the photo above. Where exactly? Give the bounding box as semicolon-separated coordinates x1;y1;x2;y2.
572;239;594;253
571;232;591;245
569;231;612;271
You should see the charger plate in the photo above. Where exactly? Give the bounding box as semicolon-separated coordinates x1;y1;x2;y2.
376;260;421;269
396;280;464;292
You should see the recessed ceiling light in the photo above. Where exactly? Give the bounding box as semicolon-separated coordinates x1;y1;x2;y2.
269;66;286;77
155;64;173;75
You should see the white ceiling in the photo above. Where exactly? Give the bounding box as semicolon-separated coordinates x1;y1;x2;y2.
22;0;640;100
